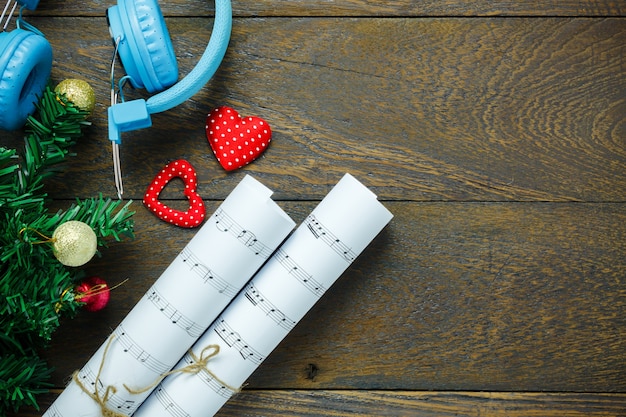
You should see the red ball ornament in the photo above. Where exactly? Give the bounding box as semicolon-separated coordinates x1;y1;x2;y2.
74;276;110;312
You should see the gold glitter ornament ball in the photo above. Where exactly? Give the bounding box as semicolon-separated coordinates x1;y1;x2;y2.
52;221;98;267
55;79;96;114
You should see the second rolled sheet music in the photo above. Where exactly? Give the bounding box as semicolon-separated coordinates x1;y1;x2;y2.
43;175;295;417
134;173;394;417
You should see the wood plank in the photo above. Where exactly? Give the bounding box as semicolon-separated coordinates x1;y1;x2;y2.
40;201;626;392
217;391;626;416
28;0;626;17
4;17;623;202
8;390;626;417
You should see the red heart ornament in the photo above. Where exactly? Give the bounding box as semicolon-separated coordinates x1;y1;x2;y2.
143;159;206;228
206;106;272;171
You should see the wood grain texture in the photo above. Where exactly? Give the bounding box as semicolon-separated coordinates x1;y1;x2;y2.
217;391;626;416
5;17;624;202
37;202;626;393
3;0;626;415
28;0;626;17
8;390;626;417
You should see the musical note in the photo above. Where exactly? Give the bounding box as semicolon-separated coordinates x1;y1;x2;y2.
180;247;237;298
77;364;104;392
155;386;190;417
76;365;140;414
170;311;182;324
237;229;257;246
146;287;197;337
112;399;138;414
147;288;204;337
244;282;296;331
213;318;264;365
274;248;325;296
213;208;234;232
114;326;171;375
305;214;356;262
138;351;152;363
182;352;235;399
213;208;273;258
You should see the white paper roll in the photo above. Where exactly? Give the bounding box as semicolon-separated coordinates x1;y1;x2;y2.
134;173;393;417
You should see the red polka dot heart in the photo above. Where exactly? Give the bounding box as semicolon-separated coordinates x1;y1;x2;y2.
143;159;206;228
206;106;272;171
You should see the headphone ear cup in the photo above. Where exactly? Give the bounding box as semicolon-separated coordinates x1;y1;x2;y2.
108;0;178;93
0;29;52;130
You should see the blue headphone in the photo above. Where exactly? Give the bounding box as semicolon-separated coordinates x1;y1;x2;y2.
0;0;51;130
107;0;232;143
0;0;231;133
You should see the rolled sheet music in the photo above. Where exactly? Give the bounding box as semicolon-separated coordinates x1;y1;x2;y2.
44;175;295;417
134;173;393;417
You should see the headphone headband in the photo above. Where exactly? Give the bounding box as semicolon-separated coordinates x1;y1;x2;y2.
108;0;232;143
147;0;232;114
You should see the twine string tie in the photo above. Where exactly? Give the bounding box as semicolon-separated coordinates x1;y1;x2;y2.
125;344;237;395
73;335;238;416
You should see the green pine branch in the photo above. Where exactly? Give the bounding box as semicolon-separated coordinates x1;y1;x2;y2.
0;353;52;415
0;83;135;416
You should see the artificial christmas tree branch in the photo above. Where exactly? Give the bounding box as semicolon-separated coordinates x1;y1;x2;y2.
0;83;134;416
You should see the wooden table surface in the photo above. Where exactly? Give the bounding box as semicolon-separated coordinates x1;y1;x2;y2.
6;0;626;416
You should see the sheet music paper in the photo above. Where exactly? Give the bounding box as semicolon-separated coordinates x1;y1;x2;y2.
134;173;393;417
43;175;295;417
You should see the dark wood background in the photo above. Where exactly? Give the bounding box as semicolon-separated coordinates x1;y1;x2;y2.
6;0;626;416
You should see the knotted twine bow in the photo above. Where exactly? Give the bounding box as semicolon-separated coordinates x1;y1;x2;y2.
124;344;239;395
73;335;239;416
72;335;126;417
